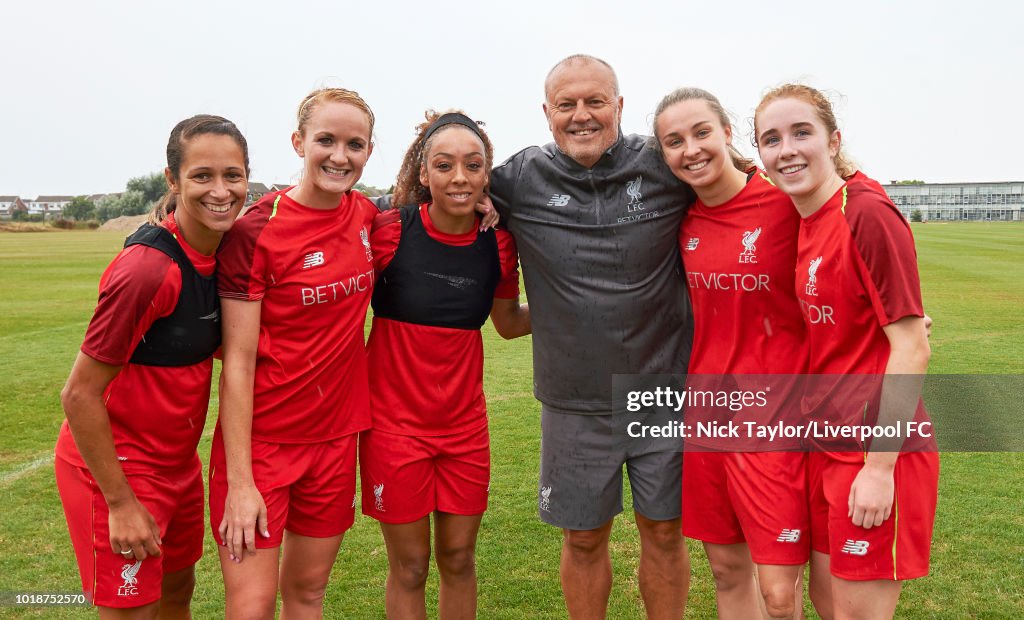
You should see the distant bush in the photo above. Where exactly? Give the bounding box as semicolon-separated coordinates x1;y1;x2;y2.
911;209;923;222
52;219;75;229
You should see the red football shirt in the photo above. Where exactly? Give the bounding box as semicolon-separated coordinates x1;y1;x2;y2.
367;203;520;435
795;172;930;459
216;189;379;442
680;171;806;449
56;212;215;472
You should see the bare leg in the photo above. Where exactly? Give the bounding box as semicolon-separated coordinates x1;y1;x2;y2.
832;578;901;620
757;563;803;619
218;545;280;620
703;542;760;620
380;517;432;620
278;531;344;620
561;519;614;619
434;512;483;620
158;565;196;619
635;513;688;619
808;551;834;620
98;602;159;620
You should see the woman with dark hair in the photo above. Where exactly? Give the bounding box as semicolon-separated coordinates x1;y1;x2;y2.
56;114;249;617
360;110;529;619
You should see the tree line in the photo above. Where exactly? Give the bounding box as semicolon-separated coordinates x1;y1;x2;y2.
60;173;169;223
59;175;389;223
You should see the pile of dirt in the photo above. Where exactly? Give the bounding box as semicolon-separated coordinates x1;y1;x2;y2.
98;214;148;232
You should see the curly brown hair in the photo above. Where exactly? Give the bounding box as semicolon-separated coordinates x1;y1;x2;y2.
392;109;494;208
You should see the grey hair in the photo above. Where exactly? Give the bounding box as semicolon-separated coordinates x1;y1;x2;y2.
544;54;620;99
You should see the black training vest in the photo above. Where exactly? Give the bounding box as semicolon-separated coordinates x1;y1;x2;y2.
371;205;502;330
126;224;221;367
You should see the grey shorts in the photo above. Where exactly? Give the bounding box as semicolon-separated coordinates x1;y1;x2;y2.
538;405;683;530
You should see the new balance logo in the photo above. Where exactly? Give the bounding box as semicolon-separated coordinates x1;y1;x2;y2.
776;529;802;543
841;539;870;556
685;237;700;251
547;194;570;207
303;251;325;269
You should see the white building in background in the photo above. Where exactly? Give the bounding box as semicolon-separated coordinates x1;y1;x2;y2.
26;195;73;219
0;196;27;219
883;181;1023;222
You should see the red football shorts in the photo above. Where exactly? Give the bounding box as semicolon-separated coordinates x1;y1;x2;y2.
359;424;489;524
808;450;939;581
208;430;357;547
55;456;204;608
683;451;809;565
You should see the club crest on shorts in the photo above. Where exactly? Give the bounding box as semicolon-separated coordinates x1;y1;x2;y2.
360;227;372;262
539;485;552;512
841;539;870;556
776;528;802;543
374;483;385;512
118;559;143;597
739;227;761;264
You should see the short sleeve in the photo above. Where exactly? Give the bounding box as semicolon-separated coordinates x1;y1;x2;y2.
371;209;402;274
494;228;521;299
846;189;924;326
217;209;270;301
80;246;180;365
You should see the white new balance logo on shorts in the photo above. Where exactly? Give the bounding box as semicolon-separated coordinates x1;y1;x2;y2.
547;194;570;207
776;529;801;543
303;251;325;269
841;539;870;556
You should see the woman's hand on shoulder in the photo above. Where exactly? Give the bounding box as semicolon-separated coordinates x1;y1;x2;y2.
476;194;499;231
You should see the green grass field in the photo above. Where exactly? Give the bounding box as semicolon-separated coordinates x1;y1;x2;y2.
0;223;1021;618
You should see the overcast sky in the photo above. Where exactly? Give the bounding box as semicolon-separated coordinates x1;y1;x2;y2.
2;0;1020;198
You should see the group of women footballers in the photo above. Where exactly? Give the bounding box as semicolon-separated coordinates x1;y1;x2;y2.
55;80;936;619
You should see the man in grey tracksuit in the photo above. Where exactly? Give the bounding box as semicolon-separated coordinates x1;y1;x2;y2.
489;54;695;619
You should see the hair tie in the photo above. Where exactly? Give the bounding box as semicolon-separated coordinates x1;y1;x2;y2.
423;113;483;143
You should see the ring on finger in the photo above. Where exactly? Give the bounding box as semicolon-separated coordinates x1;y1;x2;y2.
119;549;133;556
